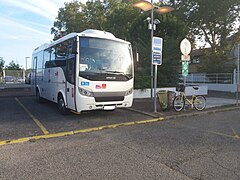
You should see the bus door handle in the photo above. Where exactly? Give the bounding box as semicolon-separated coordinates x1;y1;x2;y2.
67;88;69;92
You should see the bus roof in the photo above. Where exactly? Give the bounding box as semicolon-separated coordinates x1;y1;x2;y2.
33;29;130;54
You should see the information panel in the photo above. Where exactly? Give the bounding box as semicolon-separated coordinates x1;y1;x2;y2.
152;37;163;65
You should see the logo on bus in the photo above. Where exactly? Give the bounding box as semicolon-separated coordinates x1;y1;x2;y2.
81;82;90;86
96;84;106;89
106;76;116;80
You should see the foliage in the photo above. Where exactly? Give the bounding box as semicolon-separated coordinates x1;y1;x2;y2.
129;8;188;88
134;67;151;89
175;0;240;73
0;57;5;70
198;52;235;73
5;61;21;70
51;0;189;88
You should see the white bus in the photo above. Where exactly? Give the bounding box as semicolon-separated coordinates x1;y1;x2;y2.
32;29;134;114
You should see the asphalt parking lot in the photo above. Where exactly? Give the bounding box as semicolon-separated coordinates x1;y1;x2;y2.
0;86;239;145
0;96;155;143
0;95;240;179
1;87;240;179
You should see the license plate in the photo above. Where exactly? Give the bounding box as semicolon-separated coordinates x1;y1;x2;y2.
103;106;116;110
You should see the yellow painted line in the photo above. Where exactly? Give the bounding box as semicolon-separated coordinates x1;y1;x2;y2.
135;118;164;124
231;127;240;138
0;117;165;146
0;137;30;146
70;110;81;115
208;130;240;139
15;98;49;135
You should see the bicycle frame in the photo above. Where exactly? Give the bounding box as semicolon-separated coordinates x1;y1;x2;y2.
179;91;196;107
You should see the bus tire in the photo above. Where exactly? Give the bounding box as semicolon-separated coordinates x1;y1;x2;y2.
36;89;43;103
57;94;69;115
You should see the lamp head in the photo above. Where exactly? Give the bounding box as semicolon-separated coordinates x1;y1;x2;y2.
155;6;174;14
132;0;154;11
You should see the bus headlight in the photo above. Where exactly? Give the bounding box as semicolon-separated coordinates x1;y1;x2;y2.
125;88;133;96
78;87;93;97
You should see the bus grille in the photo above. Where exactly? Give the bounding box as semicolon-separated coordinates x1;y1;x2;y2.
93;91;125;102
95;96;124;102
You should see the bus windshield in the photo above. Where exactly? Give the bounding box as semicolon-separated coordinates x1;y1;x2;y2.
79;37;133;81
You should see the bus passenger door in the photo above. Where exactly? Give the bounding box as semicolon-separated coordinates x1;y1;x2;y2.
42;48;51;99
66;57;76;111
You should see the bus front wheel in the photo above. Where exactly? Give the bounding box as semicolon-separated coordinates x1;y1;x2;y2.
57;94;69;115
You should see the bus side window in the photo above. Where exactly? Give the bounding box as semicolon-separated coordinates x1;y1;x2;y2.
55;42;67;67
34;51;44;81
44;48;51;68
50;47;56;67
67;60;75;84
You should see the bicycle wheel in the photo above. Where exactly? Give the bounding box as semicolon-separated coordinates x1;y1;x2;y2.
193;95;206;111
173;95;185;112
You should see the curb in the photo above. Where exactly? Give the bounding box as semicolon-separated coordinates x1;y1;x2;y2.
127;105;240;120
126;108;160;118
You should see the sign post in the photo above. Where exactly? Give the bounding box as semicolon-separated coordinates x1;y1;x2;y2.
180;38;191;87
152;36;163;112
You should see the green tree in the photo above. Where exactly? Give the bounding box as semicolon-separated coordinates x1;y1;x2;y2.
5;61;21;70
0;57;5;78
175;0;240;72
51;1;86;39
129;2;188;88
51;0;111;39
0;57;5;70
52;0;188;88
51;0;133;39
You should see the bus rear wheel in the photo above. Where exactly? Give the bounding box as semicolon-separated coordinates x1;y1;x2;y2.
36;89;43;103
57;95;69;115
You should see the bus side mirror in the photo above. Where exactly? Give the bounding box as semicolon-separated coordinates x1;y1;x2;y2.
72;40;78;54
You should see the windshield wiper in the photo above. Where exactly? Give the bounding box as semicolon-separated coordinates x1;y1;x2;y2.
105;71;131;80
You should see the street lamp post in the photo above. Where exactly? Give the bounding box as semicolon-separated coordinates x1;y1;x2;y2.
25;57;30;81
151;0;154;99
25;57;30;70
237;44;240;106
132;0;174;112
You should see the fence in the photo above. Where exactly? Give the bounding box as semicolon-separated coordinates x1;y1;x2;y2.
180;73;233;84
0;69;29;84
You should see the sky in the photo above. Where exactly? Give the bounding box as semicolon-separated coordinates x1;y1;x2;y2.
0;0;87;69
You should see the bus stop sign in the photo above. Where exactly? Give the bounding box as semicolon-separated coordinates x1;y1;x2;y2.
152;37;163;65
152;51;162;65
180;38;191;56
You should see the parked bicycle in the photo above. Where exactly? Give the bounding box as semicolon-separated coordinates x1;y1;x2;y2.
173;85;206;112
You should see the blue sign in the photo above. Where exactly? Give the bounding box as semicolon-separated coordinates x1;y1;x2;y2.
152;37;163;66
81;82;90;86
152;37;162;52
152;52;162;65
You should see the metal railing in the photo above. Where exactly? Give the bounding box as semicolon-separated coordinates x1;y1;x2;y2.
0;69;27;84
179;73;233;84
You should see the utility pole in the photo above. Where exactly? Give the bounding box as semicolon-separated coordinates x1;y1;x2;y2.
25;57;30;70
